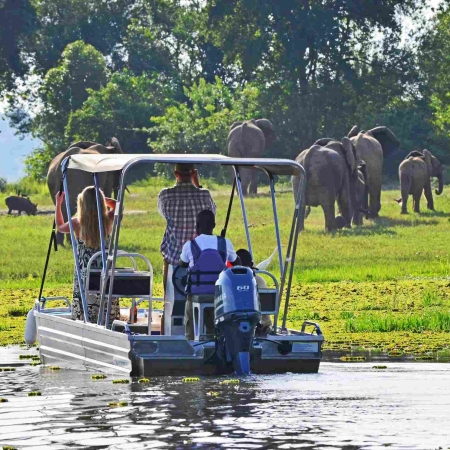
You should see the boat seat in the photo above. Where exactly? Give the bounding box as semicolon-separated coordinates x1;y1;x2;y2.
88;269;151;297
191;294;214;341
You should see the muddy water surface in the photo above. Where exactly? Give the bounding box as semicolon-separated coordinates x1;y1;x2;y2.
1;354;450;449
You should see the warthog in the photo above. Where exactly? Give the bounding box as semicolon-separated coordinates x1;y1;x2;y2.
5;196;38;216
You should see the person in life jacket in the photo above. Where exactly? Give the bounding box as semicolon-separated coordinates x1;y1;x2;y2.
179;210;241;340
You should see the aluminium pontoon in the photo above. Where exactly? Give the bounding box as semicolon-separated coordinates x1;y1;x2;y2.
28;154;323;375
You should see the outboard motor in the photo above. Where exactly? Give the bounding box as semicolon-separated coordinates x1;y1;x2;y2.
214;267;261;375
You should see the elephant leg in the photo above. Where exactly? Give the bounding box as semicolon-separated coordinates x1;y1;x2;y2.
400;191;409;214
249;170;258;195
353;210;363;226
413;192;421;213
322;203;336;232
337;180;352;228
368;185;381;218
56;232;65;247
7;209;11;215
239;168;252;196
424;181;434;210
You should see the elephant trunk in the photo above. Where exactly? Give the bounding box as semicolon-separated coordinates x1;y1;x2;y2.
436;172;444;195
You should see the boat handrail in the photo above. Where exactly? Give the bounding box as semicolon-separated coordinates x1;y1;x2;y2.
35;296;72;312
255;269;279;333
84;251;154;334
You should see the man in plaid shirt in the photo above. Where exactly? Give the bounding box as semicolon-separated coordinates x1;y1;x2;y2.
158;163;216;333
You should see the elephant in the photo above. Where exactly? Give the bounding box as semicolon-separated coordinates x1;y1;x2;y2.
347;125;401;218
47;138;124;245
227;119;276;195
397;149;444;214
292;137;360;232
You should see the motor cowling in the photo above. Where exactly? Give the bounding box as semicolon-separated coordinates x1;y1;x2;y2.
214;267;261;375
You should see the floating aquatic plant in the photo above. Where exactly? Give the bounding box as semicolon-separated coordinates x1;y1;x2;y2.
373;365;387;369
414;355;434;361
27;391;41;396
0;367;15;372
92;374;107;380
339;356;366;362
221;379;240;384
388;350;403;357
109;401;128;407
3;446;16;450
182;377;199;383
138;378;150;383
0;398;9;402
112;379;130;384
30;362;41;366
19;355;34;359
48;366;61;371
206;391;219;396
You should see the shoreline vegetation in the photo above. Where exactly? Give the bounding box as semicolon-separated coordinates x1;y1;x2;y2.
1;178;450;358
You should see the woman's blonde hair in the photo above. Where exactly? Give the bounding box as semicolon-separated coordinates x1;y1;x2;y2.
77;186;111;248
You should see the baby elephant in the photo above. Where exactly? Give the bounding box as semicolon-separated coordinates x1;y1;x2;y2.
5;196;38;216
397;150;444;214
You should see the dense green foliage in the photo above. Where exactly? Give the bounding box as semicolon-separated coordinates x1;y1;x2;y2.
1;0;450;179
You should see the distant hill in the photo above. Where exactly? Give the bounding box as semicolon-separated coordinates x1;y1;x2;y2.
0;116;39;181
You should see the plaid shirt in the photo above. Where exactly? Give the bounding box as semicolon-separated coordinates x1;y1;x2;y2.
158;182;216;265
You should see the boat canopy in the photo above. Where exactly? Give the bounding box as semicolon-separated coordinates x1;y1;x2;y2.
65;153;303;177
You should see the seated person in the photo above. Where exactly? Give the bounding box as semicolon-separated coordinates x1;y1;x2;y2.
236;249;273;334
55;187;120;324
179;210;241;340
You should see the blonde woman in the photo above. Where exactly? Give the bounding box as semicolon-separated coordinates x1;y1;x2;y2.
55;187;120;323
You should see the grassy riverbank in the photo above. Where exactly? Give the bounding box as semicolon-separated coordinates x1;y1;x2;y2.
1;178;450;354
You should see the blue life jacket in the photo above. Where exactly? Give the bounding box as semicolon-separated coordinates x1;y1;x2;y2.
186;236;227;295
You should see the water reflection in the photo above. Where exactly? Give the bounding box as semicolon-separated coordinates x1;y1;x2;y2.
1;362;450;449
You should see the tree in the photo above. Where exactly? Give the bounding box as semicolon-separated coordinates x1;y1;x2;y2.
151;77;260;178
420;7;450;140
66;71;178;153
0;0;37;94
205;0;423;88
32;41;108;150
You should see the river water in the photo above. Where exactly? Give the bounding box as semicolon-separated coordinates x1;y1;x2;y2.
1;357;450;449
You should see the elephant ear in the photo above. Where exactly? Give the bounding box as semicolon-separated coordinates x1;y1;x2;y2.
255;118;276;144
229;121;243;131
404;150;424;160
314;138;336;147
368;126;401;156
347;125;360;138
423;149;433;174
341;137;357;174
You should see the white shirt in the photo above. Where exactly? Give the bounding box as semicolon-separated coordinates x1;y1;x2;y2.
180;234;238;268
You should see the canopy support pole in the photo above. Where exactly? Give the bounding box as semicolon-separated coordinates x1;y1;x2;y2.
220;177;236;238
280;170;306;331
261;170;284;334
94;173;108;325
102;174;125;329
233;166;253;257
62;158;89;323
37;181;62;302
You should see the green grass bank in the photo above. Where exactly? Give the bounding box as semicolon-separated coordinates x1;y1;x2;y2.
1;178;450;356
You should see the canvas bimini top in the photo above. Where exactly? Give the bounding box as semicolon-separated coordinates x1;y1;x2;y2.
65;153;304;177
